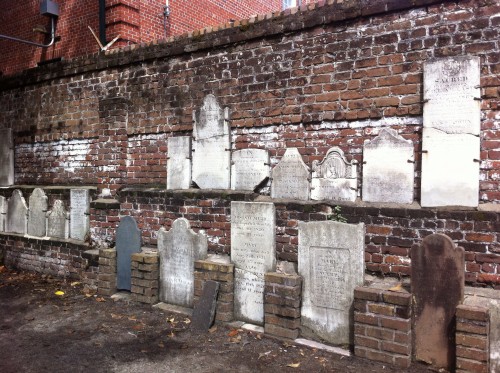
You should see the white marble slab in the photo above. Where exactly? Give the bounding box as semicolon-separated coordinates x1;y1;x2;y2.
0;129;14;186
271;148;310;200
47;200;69;239
167;136;192;190
6;189;28;234
27;188;48;237
70;189;90;241
231;149;270;191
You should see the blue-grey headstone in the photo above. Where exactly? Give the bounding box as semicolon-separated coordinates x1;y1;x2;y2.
116;216;142;291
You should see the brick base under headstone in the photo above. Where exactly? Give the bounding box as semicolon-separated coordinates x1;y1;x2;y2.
97;248;117;296
130;251;159;304
194;259;234;323
354;286;412;369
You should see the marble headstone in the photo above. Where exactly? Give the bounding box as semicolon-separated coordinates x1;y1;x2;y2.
411;234;464;370
116;216;142;291
192;94;231;189
6;189;28;234
231;201;276;325
270;148;310;200
298;220;365;344
27;188;48;237
158;218;208;307
231;149;270;191
167;136;191;190
70;189;90;241
362;128;414;204
46;200;69;239
0;128;14;186
0;196;6;232
421;56;480;207
310;147;357;202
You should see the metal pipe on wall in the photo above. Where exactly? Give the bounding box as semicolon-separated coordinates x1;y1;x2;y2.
0;17;56;48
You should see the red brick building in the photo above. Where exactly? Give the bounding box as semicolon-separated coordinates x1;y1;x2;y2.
0;0;314;76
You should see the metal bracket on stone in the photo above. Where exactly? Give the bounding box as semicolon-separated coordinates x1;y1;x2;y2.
422;98;430;103
349;187;357;191
264;163;271;166
224;148;231;152
231;161;235;165
473;159;481;163
362;161;367;164
474;97;482;101
421;150;428;154
407;159;415;163
84;212;91;216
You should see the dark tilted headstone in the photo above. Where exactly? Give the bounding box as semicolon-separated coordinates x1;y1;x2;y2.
411;233;464;370
191;280;220;332
116;216;142;291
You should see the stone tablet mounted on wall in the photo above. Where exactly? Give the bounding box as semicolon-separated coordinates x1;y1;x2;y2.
27;188;48;237
421;56;480;207
231;202;276;325
192;94;231;189
231;148;270;191
0;196;6;232
298;220;364;345
310;147;357;202
70;189;90;241
6;189;28;234
116;216;142;291
362;128;414;204
47;200;69;239
411;234;464;370
167;136;191;190
270;148;310;200
158;218;208;307
0;128;14;186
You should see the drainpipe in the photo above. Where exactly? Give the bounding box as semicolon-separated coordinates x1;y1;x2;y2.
99;0;106;45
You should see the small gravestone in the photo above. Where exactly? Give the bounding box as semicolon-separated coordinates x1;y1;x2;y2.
46;200;69;239
158;218;208;307
231;201;276;325
167;136;191;190
0;128;14;186
0;196;6;232
298;220;365;344
411;233;465;370
421;56;480;207
6;189;28;234
70;189;90;241
270;148;309;200
27;188;48;237
192;280;220;332
116;216;142;291
231;149;270;191
310;147;357;202
192;94;231;189
362;128;414;204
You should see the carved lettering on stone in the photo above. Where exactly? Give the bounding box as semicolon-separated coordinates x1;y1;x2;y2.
310;147;357;202
192;94;231;189
70;189;90;241
231;201;276;325
362;128;414;204
299;221;364;344
6;189;28;234
270;148;309;200
158;218;208;307
46;200;69;239
231;149;270;191
0;128;14;186
27;188;48;237
167;136;191;190
116;216;142;291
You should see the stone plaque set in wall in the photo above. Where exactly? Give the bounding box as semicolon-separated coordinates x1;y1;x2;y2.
27;188;48;237
70;189;90;241
46;200;69;239
116;216;142;291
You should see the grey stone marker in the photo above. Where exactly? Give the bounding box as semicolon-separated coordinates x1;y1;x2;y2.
192;280;220;332
298;220;365;344
192;94;231;189
27;188;48;237
231;148;270;191
70;189;90;241
362;128;414;204
6;189;28;234
270;148;310;200
411;233;465;370
0;128;14;186
421;56;480;207
116;216;142;291
167;136;191;190
310;147;357;202
0;196;6;232
231;201;276;325
46;200;69;239
158;218;208;307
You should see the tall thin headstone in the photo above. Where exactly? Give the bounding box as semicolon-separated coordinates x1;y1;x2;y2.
27;188;48;237
231;201;276;325
158;218;208;307
0;196;6;232
231;149;270;191
116;216;142;291
192;94;231;189
0;128;14;186
70;189;90;241
46;200;69;239
270;148;309;200
167;136;191;190
6;189;28;234
298;221;364;344
421;56;480;207
411;234;465;370
362;128;414;204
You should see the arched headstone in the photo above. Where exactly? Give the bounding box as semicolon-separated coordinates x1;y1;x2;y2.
116;216;142;291
47;200;69;239
6;189;28;234
27;188;48;237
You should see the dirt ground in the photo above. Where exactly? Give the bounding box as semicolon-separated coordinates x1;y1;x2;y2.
0;267;435;373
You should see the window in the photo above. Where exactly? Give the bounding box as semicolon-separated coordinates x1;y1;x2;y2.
283;0;301;10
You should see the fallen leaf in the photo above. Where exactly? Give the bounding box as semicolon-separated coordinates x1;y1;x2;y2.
167;317;175;323
228;329;239;337
95;297;106;302
255;334;262;340
132;324;144;331
208;325;217;333
85;294;92;298
128;316;137;321
388;283;403;292
140;349;147;353
258;351;271;359
287;363;300;368
158;342;164;348
70;281;81;287
110;313;123;319
183;318;191;324
54;290;65;296
0;266;5;273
